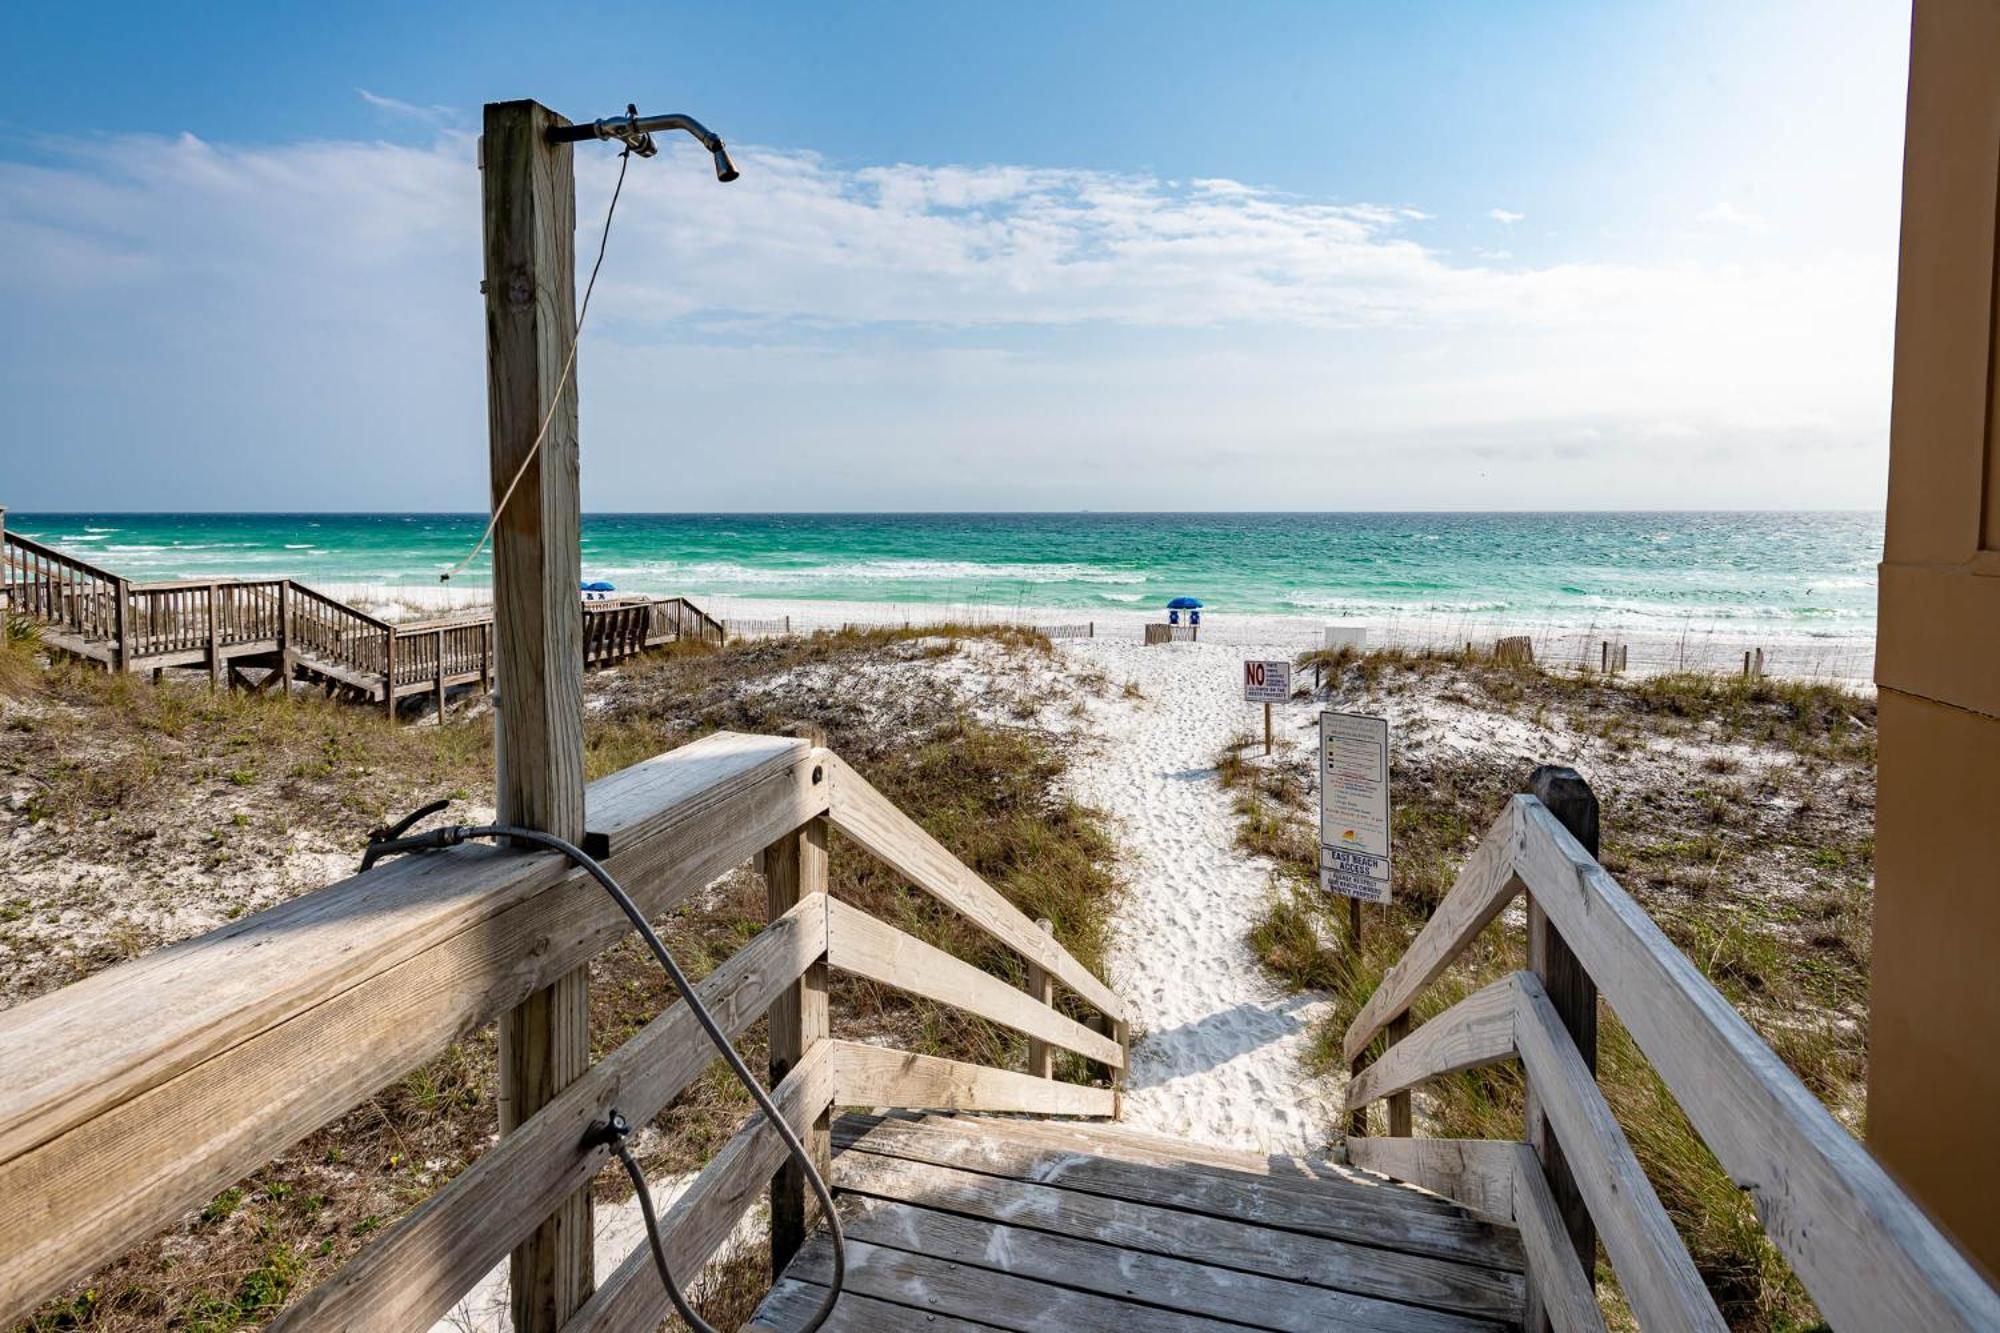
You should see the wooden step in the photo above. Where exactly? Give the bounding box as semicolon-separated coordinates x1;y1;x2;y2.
752;1113;1528;1332
832;1114;1523;1270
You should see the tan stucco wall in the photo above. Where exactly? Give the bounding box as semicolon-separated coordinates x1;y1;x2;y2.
1870;0;2000;1279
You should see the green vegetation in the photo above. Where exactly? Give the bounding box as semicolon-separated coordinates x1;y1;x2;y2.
1223;647;1875;1331
5;622;1112;1331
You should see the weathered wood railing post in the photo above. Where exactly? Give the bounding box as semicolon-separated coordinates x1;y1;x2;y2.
112;577;130;673
432;627;446;721
1025;917;1055;1079
483;96;592;1332
275;581;293;687
765;813;830;1272
1524;765;1601;1329
206;583;223;689
382;628;397;721
0;504;8;614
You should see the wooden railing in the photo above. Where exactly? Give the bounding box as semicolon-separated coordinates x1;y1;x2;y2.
580;600;657;666
1341;768;2000;1332
391;617;492;688
124;579;287;661
6;544;723;714
650;595;727;646
0;530;124;655
289;579;394;684
0;730;1127;1328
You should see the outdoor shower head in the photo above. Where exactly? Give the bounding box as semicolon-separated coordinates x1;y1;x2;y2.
549;106;741;182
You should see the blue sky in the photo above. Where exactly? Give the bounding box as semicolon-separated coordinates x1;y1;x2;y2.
1;1;1910;511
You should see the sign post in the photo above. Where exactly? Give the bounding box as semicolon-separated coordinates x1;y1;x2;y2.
1242;659;1291;756
1319;710;1392;950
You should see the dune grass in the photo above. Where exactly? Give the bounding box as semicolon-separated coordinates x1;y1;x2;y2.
1220;648;1872;1331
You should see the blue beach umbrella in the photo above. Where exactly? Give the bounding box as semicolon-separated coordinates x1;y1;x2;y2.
1166;596;1204;610
582;581;617;592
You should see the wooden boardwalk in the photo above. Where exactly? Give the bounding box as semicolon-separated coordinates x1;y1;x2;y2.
757;1112;1527;1332
0;728;1995;1330
0;526;724;718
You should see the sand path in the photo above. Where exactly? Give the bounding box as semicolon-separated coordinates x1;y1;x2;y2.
1061;637;1336;1157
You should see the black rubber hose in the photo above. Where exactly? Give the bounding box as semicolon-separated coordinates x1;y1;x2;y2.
387;822;845;1332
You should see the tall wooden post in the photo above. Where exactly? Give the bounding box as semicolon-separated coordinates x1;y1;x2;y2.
1524;765;1600;1328
433;627;447;722
1;505;10;615
382;629;398;722
483;98;592;1332
206;583;223;689
112;577;131;673
275;581;294;687
765;817;830;1272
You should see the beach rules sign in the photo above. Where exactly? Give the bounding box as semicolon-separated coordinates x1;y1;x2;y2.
1241;660;1291;703
1319;711;1392;903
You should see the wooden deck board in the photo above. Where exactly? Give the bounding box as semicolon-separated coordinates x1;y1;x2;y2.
782;1235;1259;1333
831;1194;1512;1333
833;1114;1524;1271
754;1276;1008;1332
872;1110;1470;1216
751;1114;1528;1331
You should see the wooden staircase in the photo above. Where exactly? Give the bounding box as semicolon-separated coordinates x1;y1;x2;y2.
0;526;726;718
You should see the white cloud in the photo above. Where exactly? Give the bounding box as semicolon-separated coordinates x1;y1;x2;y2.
0;128;1896;509
1488;208;1525;224
1696;201;1771;232
357;89;463;131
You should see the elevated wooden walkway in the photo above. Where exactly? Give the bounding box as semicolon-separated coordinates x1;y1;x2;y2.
0;526;725;717
759;1111;1527;1331
0;731;1995;1329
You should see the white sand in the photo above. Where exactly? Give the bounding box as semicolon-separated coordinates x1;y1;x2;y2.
1057;636;1340;1157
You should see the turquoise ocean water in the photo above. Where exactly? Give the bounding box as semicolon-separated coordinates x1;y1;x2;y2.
8;512;1880;641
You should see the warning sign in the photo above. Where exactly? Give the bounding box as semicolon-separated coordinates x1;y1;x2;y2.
1319;711;1391;903
1242;659;1291;704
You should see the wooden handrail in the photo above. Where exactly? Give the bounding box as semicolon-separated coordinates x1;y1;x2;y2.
2;529;121;587
6;540;722;713
0;733;824;1320
830;1041;1117;1118
1344;974;1517;1114
1512;799;2000;1331
273;893;829;1330
286;578;395;633
1343;791;2000;1332
1514;972;1724;1330
822;751;1127;1024
568;1043;834;1332
1508;1144;1610;1333
1346;969;1718;1331
2;530;123;648
0;729;1127;1326
1343;804;1522;1065
826;897;1123;1069
127;575;287;593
